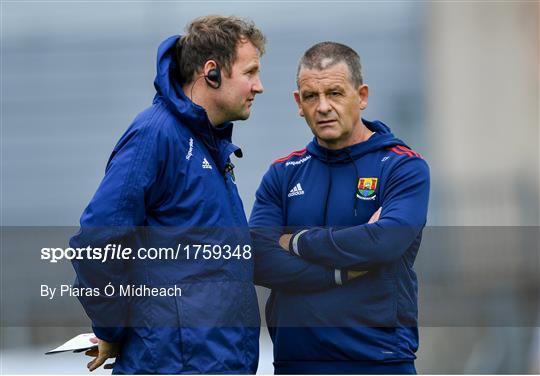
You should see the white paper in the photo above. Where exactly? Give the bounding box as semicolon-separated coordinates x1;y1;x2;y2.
45;333;97;355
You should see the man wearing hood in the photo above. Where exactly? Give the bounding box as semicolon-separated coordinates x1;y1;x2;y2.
250;42;430;374
70;16;265;374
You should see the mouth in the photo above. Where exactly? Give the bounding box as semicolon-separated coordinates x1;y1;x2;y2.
317;119;337;126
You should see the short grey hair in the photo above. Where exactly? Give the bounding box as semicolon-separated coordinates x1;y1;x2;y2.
296;41;363;88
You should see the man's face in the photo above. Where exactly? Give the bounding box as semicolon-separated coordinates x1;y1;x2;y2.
217;40;263;122
294;62;368;149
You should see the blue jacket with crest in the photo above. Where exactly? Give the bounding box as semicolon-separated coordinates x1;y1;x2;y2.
249;120;429;374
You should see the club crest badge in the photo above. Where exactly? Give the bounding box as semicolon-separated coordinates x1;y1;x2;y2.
357;178;378;200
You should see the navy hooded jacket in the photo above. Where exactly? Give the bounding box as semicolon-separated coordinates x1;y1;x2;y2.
70;36;259;374
249;120;429;373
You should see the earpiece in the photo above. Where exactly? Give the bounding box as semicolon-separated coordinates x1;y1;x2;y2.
188;64;221;100
205;66;221;89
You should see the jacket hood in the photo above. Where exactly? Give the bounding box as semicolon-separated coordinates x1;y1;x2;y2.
153;35;241;170
306;119;408;164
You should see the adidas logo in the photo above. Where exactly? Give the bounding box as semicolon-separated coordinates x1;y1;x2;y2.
202;158;213;170
287;183;305;197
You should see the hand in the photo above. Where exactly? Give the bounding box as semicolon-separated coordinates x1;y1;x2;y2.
347;270;368;280
279;234;293;251
368;207;382;224
85;336;120;372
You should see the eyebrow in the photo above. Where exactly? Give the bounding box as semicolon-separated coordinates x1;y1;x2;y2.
301;90;316;97
327;85;345;92
243;63;260;72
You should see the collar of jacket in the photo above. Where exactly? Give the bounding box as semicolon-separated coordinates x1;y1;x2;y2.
306;118;406;164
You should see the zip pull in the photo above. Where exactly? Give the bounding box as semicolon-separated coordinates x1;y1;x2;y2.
224;162;236;182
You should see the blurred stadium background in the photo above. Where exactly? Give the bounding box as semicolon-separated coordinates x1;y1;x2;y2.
1;1;538;374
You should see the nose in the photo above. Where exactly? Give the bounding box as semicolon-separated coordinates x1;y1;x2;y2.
317;94;331;114
252;76;264;94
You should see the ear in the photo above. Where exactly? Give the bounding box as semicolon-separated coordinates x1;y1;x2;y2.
358;84;369;110
293;90;305;117
203;60;218;76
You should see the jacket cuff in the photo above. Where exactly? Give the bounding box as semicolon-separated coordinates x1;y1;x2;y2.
288;229;309;256
296;227;335;261
92;326;125;343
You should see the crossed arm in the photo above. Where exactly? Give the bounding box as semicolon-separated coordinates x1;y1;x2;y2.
250;157;429;288
249;167;384;292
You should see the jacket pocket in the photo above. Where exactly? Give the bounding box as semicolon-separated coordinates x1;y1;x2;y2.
174;281;259;373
